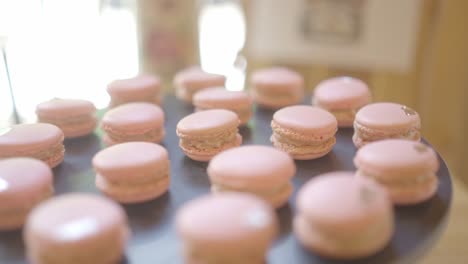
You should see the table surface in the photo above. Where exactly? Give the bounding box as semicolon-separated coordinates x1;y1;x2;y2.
0;96;453;264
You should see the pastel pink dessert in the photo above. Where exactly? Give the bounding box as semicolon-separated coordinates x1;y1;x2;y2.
24;193;129;264
176;109;242;162
353;102;421;148
36;98;97;138
193;87;253;126
251;67;304;109
354;139;439;205
93;142;170;203
294;172;394;259
174;66;226;102
313;77;371;127
176;193;278;264
0;158;53;230
101;102;165;146
0;123;65;168
208;145;296;208
271;105;337;160
107;74;162;107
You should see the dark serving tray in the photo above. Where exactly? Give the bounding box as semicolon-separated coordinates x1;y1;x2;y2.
0;96;452;264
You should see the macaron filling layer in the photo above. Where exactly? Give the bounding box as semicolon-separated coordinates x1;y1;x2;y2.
179;129;239;154
271;133;336;156
110;94;161;106
254;89;301;103
38;113;96;125
354;121;421;142
0;141;64;161
211;181;291;199
104;127;164;143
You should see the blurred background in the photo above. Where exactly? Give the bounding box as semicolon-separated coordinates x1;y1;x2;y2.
0;0;467;262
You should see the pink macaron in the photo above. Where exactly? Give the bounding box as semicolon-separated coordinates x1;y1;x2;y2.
193;87;253;126
24;193;129;264
176;193;278;263
313;77;372;127
36;98;97;138
0;123;65;168
354;139;439;205
174;66;226;102
107;74;162;107
251;67;304;109
271;105;338;160
294;172;394;259
353;102;421;148
208;145;296;208
176;109;242;161
101;102;165;146
0;158;53;230
93;142;170;203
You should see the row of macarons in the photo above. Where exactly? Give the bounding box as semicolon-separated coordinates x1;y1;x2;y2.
0;135;439;263
9;66;421;163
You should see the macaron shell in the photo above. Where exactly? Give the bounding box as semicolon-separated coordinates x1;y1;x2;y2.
36;98;96;117
93;142;169;181
193;87;252;107
289;146;334;160
252;67;304;91
273;105;337;136
354;140;439;177
296;172;392;234
356;170;438;205
107;74;161;97
177;109;239;136
25;194;128;264
313;77;371;109
101;102;164;132
96;174;169;204
174;66;226;91
253;91;303;109
355;102;420;129
183;134;242;162
0;123;64;153
208;145;295;189
176;193;278;254
0;158;53;230
59;118;97;138
293;215;392;259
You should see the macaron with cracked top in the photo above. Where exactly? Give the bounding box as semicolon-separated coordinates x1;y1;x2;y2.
174;66;226;102
193;87;253;125
176;109;242;162
0;123;65;168
101;102;165;146
93;142;170;204
24;193;129;264
271;105;337;160
353;102;421;148
294;172;394;259
176;193;278;264
107;74;162;107
208;145;296;208
313;77;371;127
354;139;439;205
251;67;304;109
36;98;97;138
0;158;53;230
